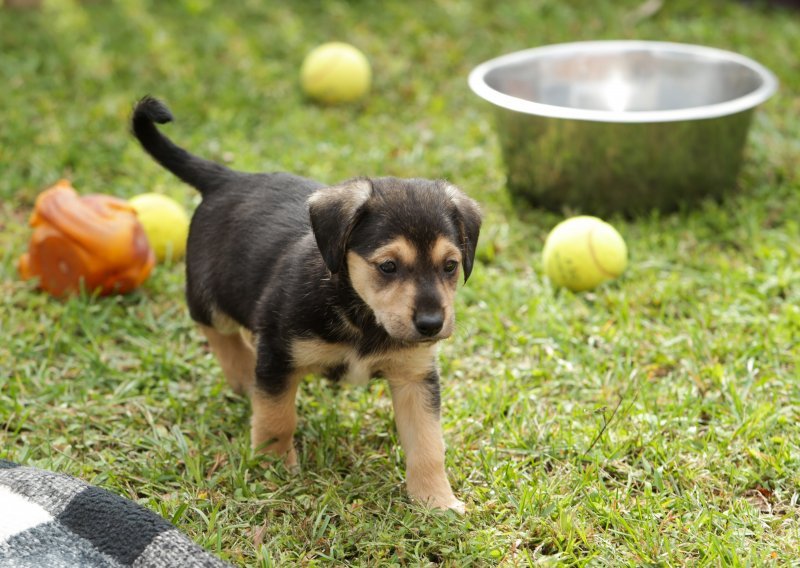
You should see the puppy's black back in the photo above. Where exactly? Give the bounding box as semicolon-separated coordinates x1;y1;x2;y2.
132;97;326;328
187;172;325;327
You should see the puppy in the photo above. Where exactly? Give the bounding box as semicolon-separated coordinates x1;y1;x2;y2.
131;97;481;512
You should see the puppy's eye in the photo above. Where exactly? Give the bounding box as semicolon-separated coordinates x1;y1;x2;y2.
378;261;397;274
444;260;459;274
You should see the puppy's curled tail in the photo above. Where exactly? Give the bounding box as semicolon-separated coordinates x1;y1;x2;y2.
131;96;236;196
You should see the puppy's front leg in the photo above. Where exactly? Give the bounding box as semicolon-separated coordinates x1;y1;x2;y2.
388;369;464;513
250;355;301;470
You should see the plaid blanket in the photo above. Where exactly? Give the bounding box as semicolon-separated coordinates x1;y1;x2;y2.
0;460;231;568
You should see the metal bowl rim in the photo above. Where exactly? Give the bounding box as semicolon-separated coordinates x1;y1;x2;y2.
468;40;779;123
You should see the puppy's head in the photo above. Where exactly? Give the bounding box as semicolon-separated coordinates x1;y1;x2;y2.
308;177;481;343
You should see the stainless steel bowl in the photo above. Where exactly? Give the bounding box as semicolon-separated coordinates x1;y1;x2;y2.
469;41;778;215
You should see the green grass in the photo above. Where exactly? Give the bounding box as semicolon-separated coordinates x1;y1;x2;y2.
2;0;799;565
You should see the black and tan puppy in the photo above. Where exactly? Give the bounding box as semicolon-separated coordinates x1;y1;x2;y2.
131;97;481;512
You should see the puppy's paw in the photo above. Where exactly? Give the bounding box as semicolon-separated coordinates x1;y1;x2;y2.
422;494;465;514
447;498;466;514
408;484;465;514
252;446;301;476
251;434;298;472
283;447;300;474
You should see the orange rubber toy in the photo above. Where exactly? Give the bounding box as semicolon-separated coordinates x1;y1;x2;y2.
18;180;155;297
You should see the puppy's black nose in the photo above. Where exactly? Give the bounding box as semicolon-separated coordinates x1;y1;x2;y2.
414;310;444;337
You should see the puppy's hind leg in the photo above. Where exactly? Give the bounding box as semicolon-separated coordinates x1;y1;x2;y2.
199;324;256;396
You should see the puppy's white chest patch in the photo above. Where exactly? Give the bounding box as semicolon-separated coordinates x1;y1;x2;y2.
291;338;377;386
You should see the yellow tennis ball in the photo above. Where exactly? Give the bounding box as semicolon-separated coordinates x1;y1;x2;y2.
542;216;627;292
300;42;371;104
129;193;190;263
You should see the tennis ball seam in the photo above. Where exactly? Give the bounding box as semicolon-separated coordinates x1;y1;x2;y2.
587;225;620;279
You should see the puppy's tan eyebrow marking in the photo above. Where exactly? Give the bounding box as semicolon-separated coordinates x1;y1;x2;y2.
430;236;461;264
368;236;417;265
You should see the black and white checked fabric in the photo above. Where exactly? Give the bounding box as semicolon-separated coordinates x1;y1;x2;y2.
0;460;231;568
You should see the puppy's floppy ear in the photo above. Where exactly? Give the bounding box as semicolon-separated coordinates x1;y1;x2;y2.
442;182;482;283
308;178;373;274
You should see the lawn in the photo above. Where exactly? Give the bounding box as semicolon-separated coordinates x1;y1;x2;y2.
1;0;799;565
